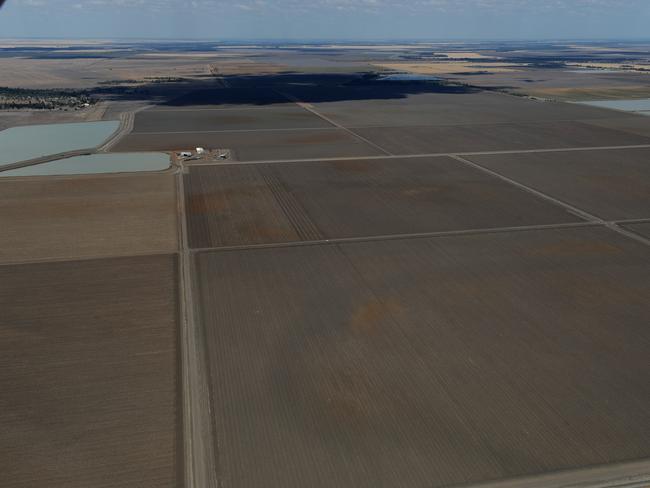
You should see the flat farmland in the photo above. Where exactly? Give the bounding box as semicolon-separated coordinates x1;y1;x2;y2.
0;254;181;488
467;147;650;220
282;89;625;127
132;105;332;133
184;157;580;248
0;173;178;264
582;115;650;138
184;164;305;248
352;121;650;155
194;226;650;488
113;128;383;161
624;222;650;239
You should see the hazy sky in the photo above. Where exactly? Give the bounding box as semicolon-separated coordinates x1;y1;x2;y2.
1;0;649;40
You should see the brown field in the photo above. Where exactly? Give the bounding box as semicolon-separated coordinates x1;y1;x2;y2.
529;85;650;101
184;158;580;248
0;56;214;89
352;121;650;154
194;226;650;488
0;46;290;89
624;222;650;239
583;116;650;138
290;91;624;128
132;105;331;133
184;164;304;248
0;254;181;488
0;42;292;87
375;62;523;75
207;59;290;76
435;51;498;60
0;173;178;264
114;128;383;161
566;62;650;71
467;147;650;220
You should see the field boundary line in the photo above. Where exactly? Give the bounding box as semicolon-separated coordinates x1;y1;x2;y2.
275;90;395;156
450;154;650;248
189;221;598;254
184;143;650;167
98;105;149;152
134;126;338;135
0;249;178;268
456;457;650;488
125;114;634;129
176;163;219;488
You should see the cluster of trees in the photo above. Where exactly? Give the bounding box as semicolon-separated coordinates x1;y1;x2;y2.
0;87;95;110
97;76;189;85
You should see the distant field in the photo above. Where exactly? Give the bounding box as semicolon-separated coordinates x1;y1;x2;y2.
529;85;650;101
375;61;523;74
566;62;650;72
278;90;623;128
353;120;650;154
132;105;331;133
116;87;650;160
467;147;650;220
114;128;383;160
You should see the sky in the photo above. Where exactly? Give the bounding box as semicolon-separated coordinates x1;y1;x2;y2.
1;0;649;40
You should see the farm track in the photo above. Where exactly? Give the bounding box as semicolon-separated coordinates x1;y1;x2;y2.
187;143;650;167
259;165;324;241
175;161;219;488
450;154;650;248
98;107;142;152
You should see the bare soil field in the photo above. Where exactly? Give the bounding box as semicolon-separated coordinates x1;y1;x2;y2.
0;173;178;264
0;55;216;89
114;128;382;161
440;69;650;101
582;115;650;138
185;158;580;248
353;121;650;155
194;226;650;488
184;164;304;248
467;148;650;220
624;222;650;239
531;85;650;101
374;61;524;74
0;254;180;488
284;91;625;128
132;105;331;133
